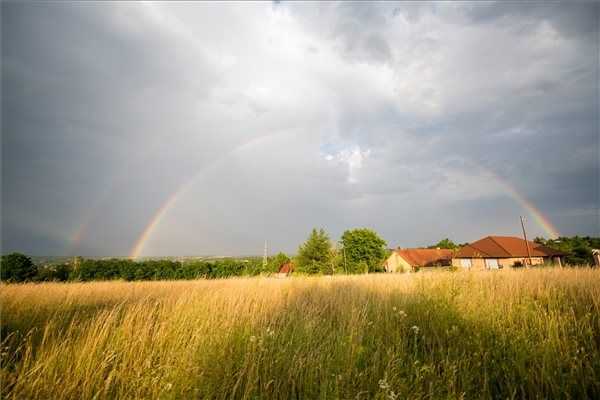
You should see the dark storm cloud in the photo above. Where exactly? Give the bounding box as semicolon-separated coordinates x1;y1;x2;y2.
2;2;228;255
2;1;598;256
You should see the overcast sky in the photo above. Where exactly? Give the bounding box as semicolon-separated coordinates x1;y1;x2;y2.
2;1;599;256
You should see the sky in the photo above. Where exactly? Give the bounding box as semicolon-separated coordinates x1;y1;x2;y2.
2;1;599;257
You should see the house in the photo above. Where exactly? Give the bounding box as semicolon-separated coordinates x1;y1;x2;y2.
452;236;565;269
384;248;453;272
277;261;294;278
592;249;600;267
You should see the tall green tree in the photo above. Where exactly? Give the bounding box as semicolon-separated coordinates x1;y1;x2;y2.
1;253;37;282
340;228;387;273
296;228;332;274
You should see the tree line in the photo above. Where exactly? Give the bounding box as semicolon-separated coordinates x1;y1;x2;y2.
533;236;600;265
0;227;387;282
1;230;598;282
0;253;289;283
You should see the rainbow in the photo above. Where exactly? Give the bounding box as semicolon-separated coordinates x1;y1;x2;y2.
128;131;292;258
129;190;184;259
494;179;560;238
128;152;560;258
478;165;560;239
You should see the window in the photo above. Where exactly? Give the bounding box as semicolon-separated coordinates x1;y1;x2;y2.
460;258;472;268
485;258;499;269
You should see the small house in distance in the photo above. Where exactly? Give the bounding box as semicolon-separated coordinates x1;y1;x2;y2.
277;261;294;278
384;248;453;272
452;236;565;269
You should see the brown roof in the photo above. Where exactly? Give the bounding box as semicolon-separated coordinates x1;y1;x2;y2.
278;261;294;274
455;236;566;258
396;248;453;267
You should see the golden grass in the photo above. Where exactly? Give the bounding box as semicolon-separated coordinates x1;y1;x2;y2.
1;268;599;399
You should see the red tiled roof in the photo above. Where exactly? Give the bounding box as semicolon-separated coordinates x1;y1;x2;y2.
278;261;294;274
455;236;565;258
396;248;453;267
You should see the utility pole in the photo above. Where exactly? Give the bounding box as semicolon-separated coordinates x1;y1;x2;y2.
262;240;268;268
520;216;533;266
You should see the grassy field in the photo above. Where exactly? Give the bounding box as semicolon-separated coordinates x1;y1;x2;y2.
1;269;599;399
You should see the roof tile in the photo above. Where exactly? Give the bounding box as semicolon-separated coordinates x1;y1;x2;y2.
455;236;565;258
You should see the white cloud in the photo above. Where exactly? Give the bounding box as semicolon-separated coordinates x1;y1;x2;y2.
322;146;371;184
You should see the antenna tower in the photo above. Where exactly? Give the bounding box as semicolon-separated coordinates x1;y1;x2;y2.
262;240;268;267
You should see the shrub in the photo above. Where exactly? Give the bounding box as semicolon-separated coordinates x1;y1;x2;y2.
35;264;71;282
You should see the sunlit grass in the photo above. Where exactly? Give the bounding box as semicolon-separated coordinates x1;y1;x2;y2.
1;269;599;399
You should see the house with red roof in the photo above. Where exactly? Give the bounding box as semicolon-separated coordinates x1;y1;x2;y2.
276;261;294;278
452;236;565;269
384;248;453;272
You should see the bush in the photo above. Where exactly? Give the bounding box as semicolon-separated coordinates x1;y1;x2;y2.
36;264;71;282
1;253;37;282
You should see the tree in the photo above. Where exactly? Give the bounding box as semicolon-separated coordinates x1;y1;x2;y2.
428;238;458;250
535;236;600;265
1;253;37;282
296;228;332;274
340;228;387;273
36;263;71;282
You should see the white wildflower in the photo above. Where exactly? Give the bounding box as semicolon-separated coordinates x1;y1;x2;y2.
411;325;420;334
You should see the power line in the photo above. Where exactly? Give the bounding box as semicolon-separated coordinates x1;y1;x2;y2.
520;216;533;266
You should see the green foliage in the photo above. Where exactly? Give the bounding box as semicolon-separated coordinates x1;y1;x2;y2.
1;253;37;282
535;236;600;265
330;248;345;274
0;254;272;283
31;257;266;282
35;264;71;282
340;228;387;273
428;238;458;249
295;228;332;274
356;260;369;274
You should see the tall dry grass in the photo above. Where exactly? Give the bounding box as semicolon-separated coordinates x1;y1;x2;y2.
1;268;599;399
